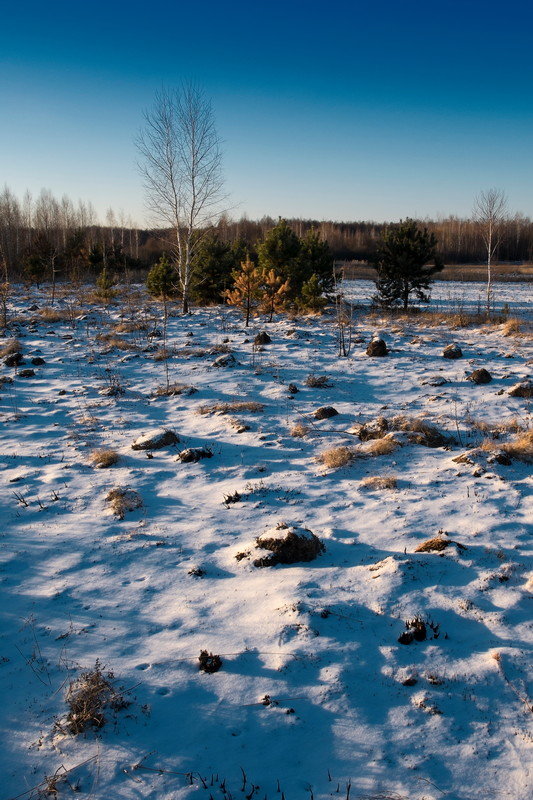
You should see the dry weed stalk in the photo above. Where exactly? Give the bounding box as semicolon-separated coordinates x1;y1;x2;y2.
57;660;128;735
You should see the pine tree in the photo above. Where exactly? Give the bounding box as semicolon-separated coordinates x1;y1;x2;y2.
146;255;176;300
298;273;327;313
258;218;301;291
373;219;443;309
297;228;334;292
259;269;290;322
191;233;235;304
224;257;262;326
95;266;117;302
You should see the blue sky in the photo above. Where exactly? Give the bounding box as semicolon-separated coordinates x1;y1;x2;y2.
1;0;532;224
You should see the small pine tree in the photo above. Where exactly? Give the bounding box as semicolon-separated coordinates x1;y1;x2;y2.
298;273;327;313
259;269;290;322
258;218;301;290
95;267;117;302
224;257;262;327
373;219;443;309
297;228;334;292
146;255;176;300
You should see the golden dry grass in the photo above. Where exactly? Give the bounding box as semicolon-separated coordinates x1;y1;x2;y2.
106;487;143;518
467;415;526;437
153;383;197;396
39;307;72;322
360;475;398;490
291;422;310;438
481;430;533;463
96;334;138;351
198;401;264;415
0;338;21;357
502;318;522;336
90;448;120;468
112;321;149;333
390;415;447;447
364;436;399;455
153;347;174;361
317;446;355;468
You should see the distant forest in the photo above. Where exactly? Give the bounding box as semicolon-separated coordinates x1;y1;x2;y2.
1;186;533;282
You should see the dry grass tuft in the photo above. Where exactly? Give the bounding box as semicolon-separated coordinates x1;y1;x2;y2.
113;321;149;333
96;332;138;351
153;347;174;361
481;430;533;463
467;415;526;437
291;422;310;438
198;401;264;415
317;446;355;469
364;436;399;456
106;487;143;518
39;307;72;322
90;448;120;468
391;415;447;447
57;660;128;735
305;374;332;388
415;537;466;553
360;475;398;490
154;382;197;396
502;318;522;336
0;339;21;357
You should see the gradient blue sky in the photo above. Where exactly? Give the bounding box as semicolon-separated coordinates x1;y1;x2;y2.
1;0;532;224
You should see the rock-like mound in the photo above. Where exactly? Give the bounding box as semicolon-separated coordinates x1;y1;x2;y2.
314;406;339;420
176;447;213;463
467;368;492;384
254;331;271;345
366;338;388;357
443;343;462;359
253;522;324;567
212;353;237;368
508;380;532;398
131;429;179;450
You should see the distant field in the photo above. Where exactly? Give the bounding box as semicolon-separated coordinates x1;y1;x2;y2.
342;262;533;282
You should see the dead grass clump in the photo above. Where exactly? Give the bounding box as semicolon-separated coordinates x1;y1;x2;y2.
113;321;149;333
0;338;21;357
291;422;310;438
97;334;138;351
153;347;174;361
391;415;448;447
305;374;332;388
90;448;120;468
360;475;398;490
198;401;264;415
482;430;533;463
317;446;355;468
39;307;71;323
58;660;128;735
502;318;521;336
154;383;197;396
106;487;143;518
364;436;399;456
467;415;526;437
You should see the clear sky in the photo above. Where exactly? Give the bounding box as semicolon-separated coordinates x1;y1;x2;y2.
1;0;532;225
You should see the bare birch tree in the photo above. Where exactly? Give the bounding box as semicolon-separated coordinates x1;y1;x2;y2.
472;188;508;313
136;84;224;312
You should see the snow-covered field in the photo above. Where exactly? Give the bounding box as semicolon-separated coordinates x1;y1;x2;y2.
344;279;533;320
0;283;531;800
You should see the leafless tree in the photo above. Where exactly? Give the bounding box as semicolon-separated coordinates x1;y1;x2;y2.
136;83;225;313
472;188;508;313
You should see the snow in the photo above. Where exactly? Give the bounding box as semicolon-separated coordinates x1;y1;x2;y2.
0;282;531;800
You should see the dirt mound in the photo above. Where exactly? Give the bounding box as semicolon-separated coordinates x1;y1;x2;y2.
253;522;324;567
366;338;388;357
131;429;179;450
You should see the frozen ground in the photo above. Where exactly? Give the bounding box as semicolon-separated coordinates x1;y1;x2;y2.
343;279;532;320
0;283;531;800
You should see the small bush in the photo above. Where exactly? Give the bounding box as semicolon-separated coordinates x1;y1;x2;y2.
90;449;120;468
106;487;143;518
57;660;128;735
